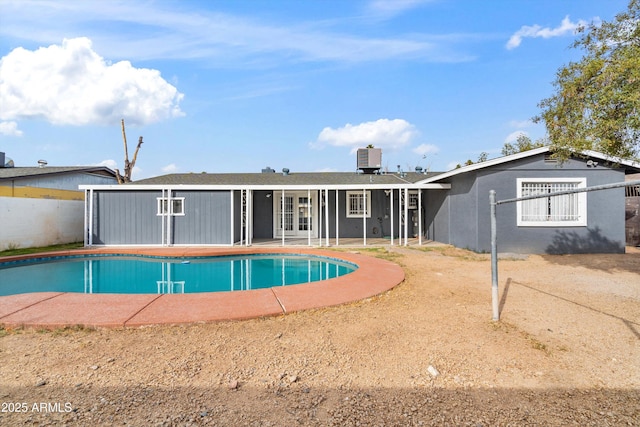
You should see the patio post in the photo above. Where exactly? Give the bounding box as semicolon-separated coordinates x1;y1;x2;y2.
325;188;330;247
418;189;423;245
390;188;394;246
363;188;367;246
229;189;234;246
335;189;340;246
404;188;409;246
307;189;311;246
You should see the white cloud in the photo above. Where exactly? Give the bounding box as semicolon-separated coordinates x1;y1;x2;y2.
506;16;592;50
162;163;179;173
0;1;471;65
504;131;529;144
95;159;118;170
412;143;439;157
0;37;184;126
314;119;418;153
0;121;23;136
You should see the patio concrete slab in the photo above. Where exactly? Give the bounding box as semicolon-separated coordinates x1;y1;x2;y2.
0;292;63;319
125;288;284;326
0;293;160;328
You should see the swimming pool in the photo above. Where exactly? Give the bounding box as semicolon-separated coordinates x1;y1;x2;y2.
0;254;357;296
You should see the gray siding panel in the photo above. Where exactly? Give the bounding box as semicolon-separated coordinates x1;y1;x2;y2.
93;191;162;245
172;191;232;245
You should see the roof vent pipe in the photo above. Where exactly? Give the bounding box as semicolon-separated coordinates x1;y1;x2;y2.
38;159;47;168
282;168;290;176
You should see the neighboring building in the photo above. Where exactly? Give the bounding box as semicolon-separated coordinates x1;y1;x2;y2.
81;147;640;254
0;152;117;250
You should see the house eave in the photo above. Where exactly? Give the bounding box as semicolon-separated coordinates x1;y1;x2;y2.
79;183;451;191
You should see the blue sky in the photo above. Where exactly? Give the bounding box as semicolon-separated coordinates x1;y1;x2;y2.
0;0;630;179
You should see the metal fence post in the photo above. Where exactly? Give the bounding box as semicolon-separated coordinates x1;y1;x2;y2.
490;190;499;321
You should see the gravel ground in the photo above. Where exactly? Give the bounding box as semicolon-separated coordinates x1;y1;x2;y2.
1;245;639;426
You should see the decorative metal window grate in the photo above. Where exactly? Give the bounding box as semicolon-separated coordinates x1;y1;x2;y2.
346;191;371;218
521;182;579;222
626;185;640;197
516;178;586;227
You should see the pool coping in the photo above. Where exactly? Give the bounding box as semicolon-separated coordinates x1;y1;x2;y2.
0;247;404;329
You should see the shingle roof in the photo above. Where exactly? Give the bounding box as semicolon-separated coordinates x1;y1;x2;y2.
0;166;116;181
132;171;442;186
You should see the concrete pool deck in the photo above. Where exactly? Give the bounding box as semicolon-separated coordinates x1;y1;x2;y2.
0;247;404;329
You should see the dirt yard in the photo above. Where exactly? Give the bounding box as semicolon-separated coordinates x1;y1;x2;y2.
1;245;638;426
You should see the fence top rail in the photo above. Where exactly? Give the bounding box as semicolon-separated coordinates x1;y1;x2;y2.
495;179;640;205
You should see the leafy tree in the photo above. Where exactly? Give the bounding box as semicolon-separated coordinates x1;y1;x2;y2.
534;0;640;160
501;134;548;156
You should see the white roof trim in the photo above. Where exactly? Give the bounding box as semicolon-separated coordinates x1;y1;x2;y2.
416;147;550;184
417;147;640;183
80;183;451;191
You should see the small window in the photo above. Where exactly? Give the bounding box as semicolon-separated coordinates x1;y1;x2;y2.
517;178;586;227
346;191;371;218
157;197;185;216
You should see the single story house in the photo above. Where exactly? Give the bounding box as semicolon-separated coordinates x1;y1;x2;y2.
0;152;117;250
80;147;640;254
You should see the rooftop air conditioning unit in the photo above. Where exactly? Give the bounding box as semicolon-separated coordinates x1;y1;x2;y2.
357;148;382;174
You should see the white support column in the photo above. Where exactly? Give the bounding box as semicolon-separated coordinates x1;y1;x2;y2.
404;188;409;246
418;189;423;245
325;188;330;247
159;188;169;246
390;189;394;246
248;189;253;246
281;189;285;246
167;187;173;246
335;190;339;246
230;190;234;246
363;188;367;246
245;189;250;246
88;189;94;246
83;189;88;246
398;189;402;245
307;189;311;246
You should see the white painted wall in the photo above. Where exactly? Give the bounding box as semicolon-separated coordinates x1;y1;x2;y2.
0;197;84;250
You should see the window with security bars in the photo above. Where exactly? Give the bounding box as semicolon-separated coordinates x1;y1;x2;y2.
516;178;586;227
346;191;371;218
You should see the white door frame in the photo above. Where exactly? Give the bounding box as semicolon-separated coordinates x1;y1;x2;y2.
273;190;318;238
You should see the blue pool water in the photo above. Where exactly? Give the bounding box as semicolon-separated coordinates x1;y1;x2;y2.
0;254;357;296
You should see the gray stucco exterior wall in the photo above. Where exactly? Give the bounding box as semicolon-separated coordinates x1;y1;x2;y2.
426;155;627;254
